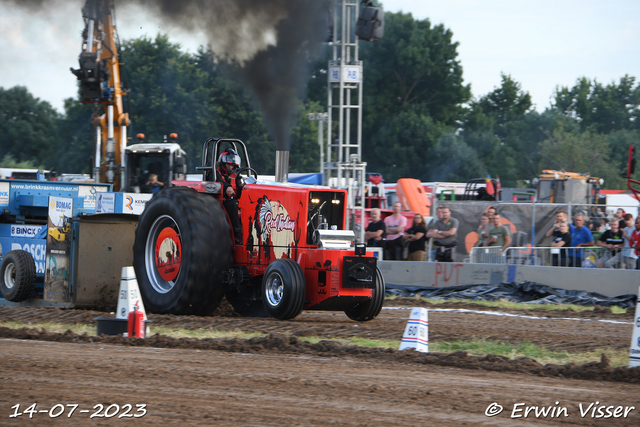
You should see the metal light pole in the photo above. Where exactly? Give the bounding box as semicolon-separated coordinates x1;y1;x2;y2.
308;112;328;173
325;0;366;242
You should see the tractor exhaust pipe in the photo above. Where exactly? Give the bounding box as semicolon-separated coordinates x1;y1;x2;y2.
275;150;289;183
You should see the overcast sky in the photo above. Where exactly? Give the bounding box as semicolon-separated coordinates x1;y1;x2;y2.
0;0;638;112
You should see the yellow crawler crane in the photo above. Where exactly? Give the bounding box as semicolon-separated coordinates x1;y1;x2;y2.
71;0;129;191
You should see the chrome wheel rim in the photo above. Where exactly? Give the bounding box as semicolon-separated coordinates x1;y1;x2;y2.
264;271;284;307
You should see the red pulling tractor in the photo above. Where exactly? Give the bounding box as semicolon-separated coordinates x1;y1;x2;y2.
132;138;384;321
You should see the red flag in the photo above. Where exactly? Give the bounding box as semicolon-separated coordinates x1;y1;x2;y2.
485;175;495;195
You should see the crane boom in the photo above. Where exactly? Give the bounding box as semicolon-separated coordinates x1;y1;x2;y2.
71;0;129;191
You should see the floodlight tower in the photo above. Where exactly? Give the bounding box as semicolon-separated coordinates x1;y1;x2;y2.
324;0;383;241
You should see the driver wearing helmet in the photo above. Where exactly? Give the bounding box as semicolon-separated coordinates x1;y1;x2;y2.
216;148;243;244
216;149;241;197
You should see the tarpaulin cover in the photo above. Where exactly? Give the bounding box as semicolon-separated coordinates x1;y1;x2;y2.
444;201;561;257
288;173;323;185
386;282;638;308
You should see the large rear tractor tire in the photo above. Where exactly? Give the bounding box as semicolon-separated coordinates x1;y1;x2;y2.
344;267;385;322
261;259;306;320
0;250;36;302
133;187;233;315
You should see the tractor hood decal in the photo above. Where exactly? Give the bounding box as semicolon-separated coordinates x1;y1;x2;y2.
253;196;296;259
264;210;295;233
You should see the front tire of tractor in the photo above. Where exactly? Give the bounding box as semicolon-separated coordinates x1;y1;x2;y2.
133;187;233;315
261;259;306;320
344;267;385;322
0;250;36;302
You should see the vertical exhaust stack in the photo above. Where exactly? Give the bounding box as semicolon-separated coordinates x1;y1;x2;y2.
275;150;289;183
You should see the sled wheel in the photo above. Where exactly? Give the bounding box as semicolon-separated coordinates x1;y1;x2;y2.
133;187;232;314
261;259;306;320
344;267;385;322
0;250;36;302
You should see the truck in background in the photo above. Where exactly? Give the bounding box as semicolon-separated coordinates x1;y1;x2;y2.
534;170;602;205
0;169;57;181
123;133;187;193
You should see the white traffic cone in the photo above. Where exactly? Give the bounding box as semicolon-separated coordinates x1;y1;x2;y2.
116;266;147;323
399;307;429;353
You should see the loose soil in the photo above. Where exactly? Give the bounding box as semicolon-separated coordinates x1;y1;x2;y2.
1;298;639;426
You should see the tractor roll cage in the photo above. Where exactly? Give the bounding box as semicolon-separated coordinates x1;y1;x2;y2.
196;138;252;182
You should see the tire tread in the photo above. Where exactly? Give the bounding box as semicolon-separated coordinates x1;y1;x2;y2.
134;187;232;315
0;250;36;302
262;259;306;320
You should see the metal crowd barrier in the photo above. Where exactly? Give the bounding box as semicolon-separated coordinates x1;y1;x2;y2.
468;246;638;269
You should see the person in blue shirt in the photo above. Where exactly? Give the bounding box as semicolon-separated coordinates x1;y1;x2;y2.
568;214;594;267
146;174;164;194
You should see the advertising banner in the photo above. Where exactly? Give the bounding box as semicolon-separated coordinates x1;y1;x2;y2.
44;196;73;302
442;202;564;259
96;192;152;214
121;193;152;215
96;192;116;213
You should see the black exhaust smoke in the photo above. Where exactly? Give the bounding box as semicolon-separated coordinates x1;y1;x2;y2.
127;0;330;152
3;0;330;153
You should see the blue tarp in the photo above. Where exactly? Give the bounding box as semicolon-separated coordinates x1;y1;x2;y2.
386;282;638;308
288;173;323;185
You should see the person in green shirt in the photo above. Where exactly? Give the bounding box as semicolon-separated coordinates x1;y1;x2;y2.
487;213;511;251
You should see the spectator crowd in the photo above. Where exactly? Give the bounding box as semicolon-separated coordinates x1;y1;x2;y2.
364;202;640;269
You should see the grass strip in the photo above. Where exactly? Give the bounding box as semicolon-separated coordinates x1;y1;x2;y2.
0;321;630;368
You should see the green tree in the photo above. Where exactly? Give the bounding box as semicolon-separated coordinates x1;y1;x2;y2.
0;153;41;169
462;75;547;186
429;132;486;182
357;12;470;182
50;97;95;173
366;108;449;181
471;74;533;135
122;35;222;172
289;101;326;173
193;45;277;173
0;86;60;168
538;126;619;188
360;12;470;128
305;46;331;107
553;75;640;134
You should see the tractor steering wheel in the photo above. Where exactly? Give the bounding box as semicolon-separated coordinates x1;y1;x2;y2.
235;167;258;199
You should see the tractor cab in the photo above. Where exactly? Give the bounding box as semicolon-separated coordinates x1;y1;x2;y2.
125;133;187;193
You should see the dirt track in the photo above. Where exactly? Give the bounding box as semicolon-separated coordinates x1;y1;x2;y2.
1;299;640;425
